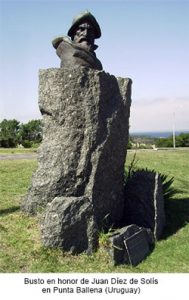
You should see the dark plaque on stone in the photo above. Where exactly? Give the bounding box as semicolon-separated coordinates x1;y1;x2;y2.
124;229;150;266
108;225;154;265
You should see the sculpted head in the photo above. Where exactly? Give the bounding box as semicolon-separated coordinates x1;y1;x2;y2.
52;10;103;70
67;11;101;52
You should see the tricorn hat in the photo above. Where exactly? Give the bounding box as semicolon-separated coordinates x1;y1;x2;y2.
67;10;101;39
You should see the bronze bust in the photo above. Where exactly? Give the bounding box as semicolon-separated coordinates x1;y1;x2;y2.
52;10;103;70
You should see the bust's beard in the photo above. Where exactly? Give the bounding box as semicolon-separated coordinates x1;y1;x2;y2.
78;40;94;52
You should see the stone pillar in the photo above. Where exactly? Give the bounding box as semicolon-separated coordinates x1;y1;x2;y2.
22;67;132;230
123;170;166;240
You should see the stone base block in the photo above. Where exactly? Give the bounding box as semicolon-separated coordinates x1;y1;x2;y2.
41;196;98;254
123;171;166;239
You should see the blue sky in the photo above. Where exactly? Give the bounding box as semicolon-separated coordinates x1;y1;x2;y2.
0;0;188;131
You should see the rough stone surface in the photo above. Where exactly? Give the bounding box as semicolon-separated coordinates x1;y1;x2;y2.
22;67;132;229
108;224;154;266
123;171;166;240
41;196;98;254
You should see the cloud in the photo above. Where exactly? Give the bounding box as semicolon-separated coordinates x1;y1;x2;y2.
130;96;189;132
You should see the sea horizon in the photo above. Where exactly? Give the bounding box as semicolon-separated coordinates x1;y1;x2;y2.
130;130;189;138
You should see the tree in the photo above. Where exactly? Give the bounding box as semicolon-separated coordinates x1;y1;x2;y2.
155;133;189;148
0;119;20;147
19;119;42;147
155;137;173;148
176;133;189;147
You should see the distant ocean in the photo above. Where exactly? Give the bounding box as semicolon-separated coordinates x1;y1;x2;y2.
130;131;189;138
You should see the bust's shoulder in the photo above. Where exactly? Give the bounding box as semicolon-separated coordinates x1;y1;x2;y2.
52;36;71;49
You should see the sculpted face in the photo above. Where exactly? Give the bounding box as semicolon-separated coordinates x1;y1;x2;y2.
73;22;95;51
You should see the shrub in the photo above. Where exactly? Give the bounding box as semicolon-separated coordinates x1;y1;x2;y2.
124;153;177;202
155;133;189;148
22;140;32;148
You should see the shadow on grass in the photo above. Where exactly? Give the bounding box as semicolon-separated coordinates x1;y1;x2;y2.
0;206;20;216
162;197;189;239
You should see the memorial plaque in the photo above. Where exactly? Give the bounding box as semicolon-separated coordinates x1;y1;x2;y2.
124;229;150;266
108;225;153;266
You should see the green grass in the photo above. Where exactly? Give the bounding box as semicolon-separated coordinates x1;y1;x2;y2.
0;149;189;272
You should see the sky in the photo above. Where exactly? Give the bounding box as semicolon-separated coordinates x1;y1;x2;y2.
0;0;189;132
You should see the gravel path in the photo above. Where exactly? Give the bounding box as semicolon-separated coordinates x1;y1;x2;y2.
0;153;37;160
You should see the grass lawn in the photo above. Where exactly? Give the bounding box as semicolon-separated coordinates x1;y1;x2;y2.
0;149;189;272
